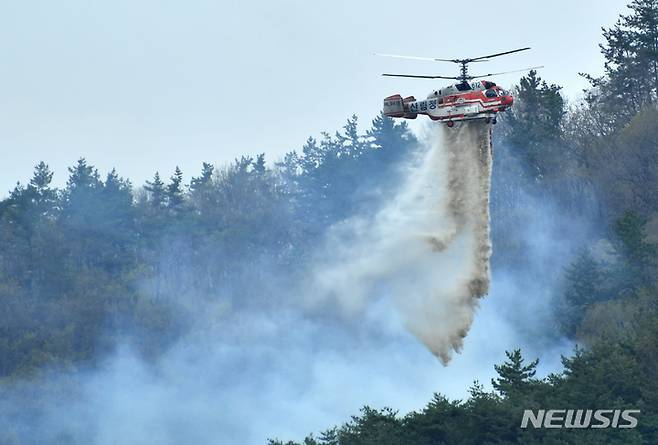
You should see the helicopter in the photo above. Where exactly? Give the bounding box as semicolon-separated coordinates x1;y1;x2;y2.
378;47;542;127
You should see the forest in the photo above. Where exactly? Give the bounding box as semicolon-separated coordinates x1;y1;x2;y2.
1;1;657;444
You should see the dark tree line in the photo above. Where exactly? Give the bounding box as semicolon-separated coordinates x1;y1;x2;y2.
0;114;415;378
270;344;658;445
0;1;657;443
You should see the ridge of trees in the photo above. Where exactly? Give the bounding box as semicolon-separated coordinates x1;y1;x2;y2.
0;115;416;379
0;1;657;443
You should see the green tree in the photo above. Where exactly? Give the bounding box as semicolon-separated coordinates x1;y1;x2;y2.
558;249;605;337
462;382;511;445
102;169;134;221
505;70;565;143
190;162;214;193
317;428;339;445
28;161;58;214
61;158;104;239
338;406;405;445
253;153;267;175
502;70;566;178
366;112;414;154
581;0;658;130
189;162;216;221
63;158;102;224
402;394;463;445
166;166;185;212
492;349;539;398
580;107;658;218
613;210;657;288
144;172;166;209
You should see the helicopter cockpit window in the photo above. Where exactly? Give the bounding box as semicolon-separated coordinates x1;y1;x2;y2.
484;89;498;98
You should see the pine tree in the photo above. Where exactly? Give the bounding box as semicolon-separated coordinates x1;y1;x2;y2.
104;169;132;202
335;114;363;158
29;161;54;193
506;70;565;144
603;0;658;102
502;70;566;179
189;163;216;219
101;169;135;231
66;158;101;192
559;249;605;337
300;136;322;173
463;382;510;444
492;349;539;398
62;158;102;227
145;172;166;209
253;153;266;175
166;166;185;211
338;406;404;445
366;112;414;154
613;210;657;287
581;0;658;130
189;162;214;194
27;162;58;218
317;428;338;445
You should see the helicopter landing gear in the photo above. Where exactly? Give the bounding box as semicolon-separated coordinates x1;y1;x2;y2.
484;117;491;124
446;120;455;128
492;117;497;125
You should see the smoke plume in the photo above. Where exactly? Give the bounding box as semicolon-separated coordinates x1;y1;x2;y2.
312;121;493;363
0;122;586;445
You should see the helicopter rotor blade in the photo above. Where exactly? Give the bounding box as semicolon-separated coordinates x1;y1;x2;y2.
375;53;444;62
470;66;544;79
469;47;531;62
382;73;461;80
375;53;488;63
428;58;490;63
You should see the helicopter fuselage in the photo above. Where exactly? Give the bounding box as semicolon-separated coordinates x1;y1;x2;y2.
383;80;514;126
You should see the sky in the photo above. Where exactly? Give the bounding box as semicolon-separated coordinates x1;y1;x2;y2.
0;0;629;195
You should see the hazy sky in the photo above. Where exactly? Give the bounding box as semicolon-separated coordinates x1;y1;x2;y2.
0;0;628;195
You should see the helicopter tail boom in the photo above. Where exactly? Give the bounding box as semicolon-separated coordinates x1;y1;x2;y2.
383;94;418;119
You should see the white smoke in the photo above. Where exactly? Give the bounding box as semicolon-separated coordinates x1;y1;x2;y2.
310;121;493;363
0;121;586;445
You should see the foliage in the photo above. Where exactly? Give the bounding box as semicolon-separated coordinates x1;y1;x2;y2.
276;345;656;444
500;70;566;179
1;1;658;443
268;2;658;443
580;0;658;132
0;114;415;378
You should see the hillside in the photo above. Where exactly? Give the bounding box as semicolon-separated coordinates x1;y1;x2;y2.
1;1;657;444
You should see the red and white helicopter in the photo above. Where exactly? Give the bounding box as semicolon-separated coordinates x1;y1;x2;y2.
379;47;542;127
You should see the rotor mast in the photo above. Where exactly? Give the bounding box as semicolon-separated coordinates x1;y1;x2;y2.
459;61;469;84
